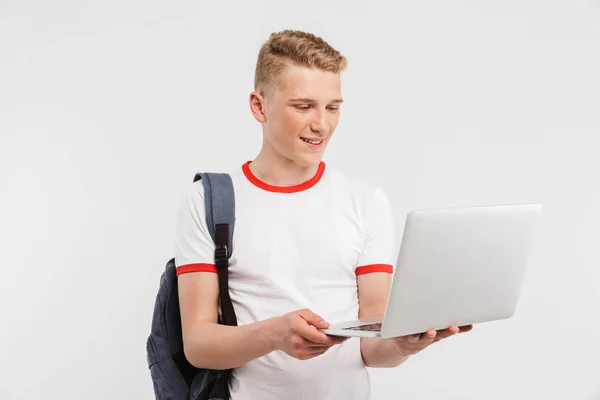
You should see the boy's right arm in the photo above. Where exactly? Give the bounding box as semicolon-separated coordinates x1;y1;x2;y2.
175;182;344;370
178;271;345;370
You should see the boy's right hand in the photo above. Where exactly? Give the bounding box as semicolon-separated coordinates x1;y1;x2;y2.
269;308;348;360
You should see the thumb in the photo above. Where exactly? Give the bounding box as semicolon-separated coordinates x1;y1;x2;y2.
297;309;330;328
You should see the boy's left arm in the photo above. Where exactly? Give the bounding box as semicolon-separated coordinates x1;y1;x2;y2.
356;188;471;367
358;272;472;367
357;272;410;368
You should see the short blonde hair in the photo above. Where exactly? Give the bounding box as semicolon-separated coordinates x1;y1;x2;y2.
254;29;348;98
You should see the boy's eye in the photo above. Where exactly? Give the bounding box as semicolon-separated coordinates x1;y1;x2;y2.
294;105;339;111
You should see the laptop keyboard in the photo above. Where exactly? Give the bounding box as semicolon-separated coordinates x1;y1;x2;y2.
343;322;382;332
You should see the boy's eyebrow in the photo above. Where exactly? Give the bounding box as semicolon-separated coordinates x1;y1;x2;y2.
288;97;344;104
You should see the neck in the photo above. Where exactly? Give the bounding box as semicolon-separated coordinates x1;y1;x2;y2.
249;149;320;187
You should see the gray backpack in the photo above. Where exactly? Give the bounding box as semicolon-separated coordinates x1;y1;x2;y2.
146;172;237;400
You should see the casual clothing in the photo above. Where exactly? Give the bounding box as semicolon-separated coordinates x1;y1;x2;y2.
174;161;395;400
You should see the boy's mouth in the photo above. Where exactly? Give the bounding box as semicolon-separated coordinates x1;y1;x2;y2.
300;137;323;145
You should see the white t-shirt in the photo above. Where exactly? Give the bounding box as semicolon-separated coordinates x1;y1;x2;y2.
174;161;395;400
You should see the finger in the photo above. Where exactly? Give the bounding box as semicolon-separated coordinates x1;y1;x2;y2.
292;337;333;360
333;336;349;344
307;346;331;355
448;325;461;334
295;336;332;349
307;325;349;345
441;325;460;336
297;309;330;329
433;326;459;342
458;325;473;333
307;343;333;348
407;333;421;343
418;329;437;346
306;338;337;348
306;335;347;348
323;334;350;344
297;323;337;346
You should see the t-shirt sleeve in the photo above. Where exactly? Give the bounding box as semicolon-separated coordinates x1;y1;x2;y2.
355;187;396;276
174;182;218;275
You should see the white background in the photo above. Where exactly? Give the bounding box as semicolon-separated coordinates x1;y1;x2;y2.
1;1;600;399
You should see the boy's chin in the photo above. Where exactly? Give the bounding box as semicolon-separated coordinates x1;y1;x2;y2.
295;150;326;166
295;156;324;168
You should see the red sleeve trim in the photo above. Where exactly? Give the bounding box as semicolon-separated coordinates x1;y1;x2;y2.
176;263;218;275
355;264;393;276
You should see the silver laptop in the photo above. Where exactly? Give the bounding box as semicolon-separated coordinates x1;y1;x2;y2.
320;203;542;338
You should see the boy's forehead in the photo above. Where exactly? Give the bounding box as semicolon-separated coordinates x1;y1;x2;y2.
277;65;342;100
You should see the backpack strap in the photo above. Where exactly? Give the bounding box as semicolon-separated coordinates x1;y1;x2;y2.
193;172;237;327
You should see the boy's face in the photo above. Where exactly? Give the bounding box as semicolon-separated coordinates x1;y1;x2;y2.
253;64;343;167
